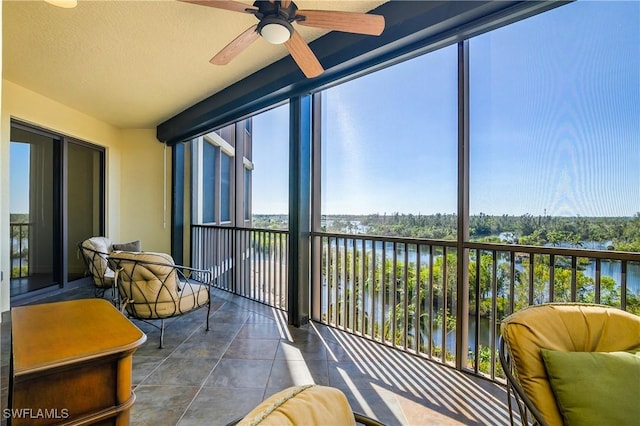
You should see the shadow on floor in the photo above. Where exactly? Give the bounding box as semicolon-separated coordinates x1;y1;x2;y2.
1;284;515;426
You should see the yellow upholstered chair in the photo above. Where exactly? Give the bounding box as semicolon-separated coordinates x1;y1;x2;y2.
228;385;384;426
499;303;640;426
108;251;211;348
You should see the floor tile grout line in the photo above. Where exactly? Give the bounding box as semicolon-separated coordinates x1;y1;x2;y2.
174;301;254;425
172;293;290;424
132;295;227;390
132;312;212;390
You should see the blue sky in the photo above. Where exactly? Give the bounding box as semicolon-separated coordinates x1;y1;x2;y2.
10;143;30;214
469;0;640;217
10;1;639;219
252;0;639;217
252;103;290;215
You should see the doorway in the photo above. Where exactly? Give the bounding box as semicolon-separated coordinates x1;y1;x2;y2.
9;121;105;297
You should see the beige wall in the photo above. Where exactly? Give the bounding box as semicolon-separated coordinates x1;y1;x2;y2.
119;129;172;253
0;80;170;313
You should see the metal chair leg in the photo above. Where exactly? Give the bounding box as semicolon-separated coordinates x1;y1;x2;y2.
159;319;165;349
206;298;211;332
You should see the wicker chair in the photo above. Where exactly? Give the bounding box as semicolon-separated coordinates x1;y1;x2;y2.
499;303;640;426
108;251;211;348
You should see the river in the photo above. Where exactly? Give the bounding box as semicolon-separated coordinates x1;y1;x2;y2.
324;237;640;294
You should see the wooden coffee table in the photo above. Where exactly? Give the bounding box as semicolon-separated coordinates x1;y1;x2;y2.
9;298;146;425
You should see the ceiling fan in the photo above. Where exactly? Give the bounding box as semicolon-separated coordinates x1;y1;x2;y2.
179;0;385;78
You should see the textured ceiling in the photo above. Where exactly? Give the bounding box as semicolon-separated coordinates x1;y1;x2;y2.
3;0;386;129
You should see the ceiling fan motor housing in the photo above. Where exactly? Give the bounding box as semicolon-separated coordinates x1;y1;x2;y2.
253;0;298;21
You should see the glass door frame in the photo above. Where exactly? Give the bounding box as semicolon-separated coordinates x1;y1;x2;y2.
10;119;105;300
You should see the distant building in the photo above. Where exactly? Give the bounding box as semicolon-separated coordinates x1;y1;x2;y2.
191;119;253;228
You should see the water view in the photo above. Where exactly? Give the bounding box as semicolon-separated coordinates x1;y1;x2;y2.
253;212;640;372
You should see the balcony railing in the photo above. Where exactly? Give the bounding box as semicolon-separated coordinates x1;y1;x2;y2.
314;232;640;380
192;225;288;310
191;225;640;381
464;241;640;378
314;233;460;366
10;222;31;279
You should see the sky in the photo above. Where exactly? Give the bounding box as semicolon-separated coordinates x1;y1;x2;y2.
10;1;640;219
469;0;640;218
10;143;30;214
251;0;639;217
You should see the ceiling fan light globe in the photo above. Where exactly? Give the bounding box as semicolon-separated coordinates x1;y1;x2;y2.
260;22;292;44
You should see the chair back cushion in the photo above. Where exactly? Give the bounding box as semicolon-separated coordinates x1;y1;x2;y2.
112;240;142;252
501;303;640;426
80;237;114;286
110;251;181;318
237;385;356;426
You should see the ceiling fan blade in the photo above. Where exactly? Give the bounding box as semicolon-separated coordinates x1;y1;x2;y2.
178;0;258;14
210;24;260;65
284;30;323;78
296;10;385;36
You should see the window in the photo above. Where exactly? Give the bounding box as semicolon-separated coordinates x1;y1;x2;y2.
220;152;231;223
467;0;640;368
321;46;458;238
202;141;216;224
250;103;289;229
244;168;251;221
470;1;640;247
317;46;458;361
192;125;237;225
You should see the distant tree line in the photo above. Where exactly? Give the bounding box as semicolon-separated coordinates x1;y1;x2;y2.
317;212;640;252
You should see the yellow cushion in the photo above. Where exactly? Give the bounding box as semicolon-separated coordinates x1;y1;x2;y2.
112;251;180;303
501;303;640;426
111;251;209;319
122;283;209;319
237;385;356;426
177;281;210;314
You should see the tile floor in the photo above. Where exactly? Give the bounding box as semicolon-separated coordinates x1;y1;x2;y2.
1;284;515;425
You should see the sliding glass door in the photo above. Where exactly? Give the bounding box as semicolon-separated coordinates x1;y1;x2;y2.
10;126;59;295
9;121;105;297
67;141;105;282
